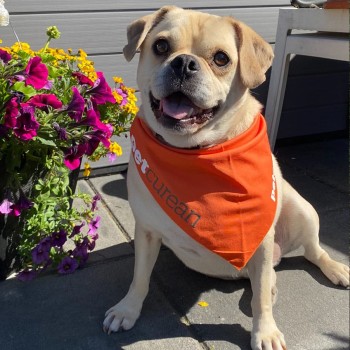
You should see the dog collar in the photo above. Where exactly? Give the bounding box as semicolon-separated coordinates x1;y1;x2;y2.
130;114;277;270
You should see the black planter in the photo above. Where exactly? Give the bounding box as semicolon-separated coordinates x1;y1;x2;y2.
0;156;80;281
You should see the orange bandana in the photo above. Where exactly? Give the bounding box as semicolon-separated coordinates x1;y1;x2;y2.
130;114;277;269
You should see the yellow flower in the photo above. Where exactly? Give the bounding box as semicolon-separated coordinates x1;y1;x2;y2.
77;57;97;81
11;42;34;56
109;142;123;156
78;48;88;59
124;102;139;115
83;162;91;177
113;76;123;84
197;301;209;307
112;91;123;104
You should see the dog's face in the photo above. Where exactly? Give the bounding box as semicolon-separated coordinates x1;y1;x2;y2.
124;6;273;148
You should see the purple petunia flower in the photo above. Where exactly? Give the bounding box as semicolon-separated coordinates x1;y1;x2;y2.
87;239;96;251
87;216;100;239
31;238;51;265
9;194;33;216
0;49;11;64
17;269;37;282
81;109;112;147
73;239;89;259
116;88;128;106
52;122;68;140
12;105;39;141
82;136;99;157
42;80;53;90
90;129;111;149
51;229;67;248
81;107;102;128
65;87;85;122
72;72;94;86
57;256;79;274
69;222;85;238
0;198;14;215
91;194;100;212
86;72;116;105
63;143;87;170
24;57;49;89
0;124;9;138
107;152;117;163
28;94;62;112
4;97;20;128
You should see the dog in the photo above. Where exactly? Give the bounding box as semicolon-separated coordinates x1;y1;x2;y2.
103;6;349;349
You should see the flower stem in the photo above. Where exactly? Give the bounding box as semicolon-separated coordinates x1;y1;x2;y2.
10;22;22;50
43;38;52;52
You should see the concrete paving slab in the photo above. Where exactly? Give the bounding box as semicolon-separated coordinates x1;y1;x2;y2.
73;180;133;263
155;251;253;350
154;245;349;350
276;163;348;214
275;138;348;193
0;257;202;350
89;173;136;239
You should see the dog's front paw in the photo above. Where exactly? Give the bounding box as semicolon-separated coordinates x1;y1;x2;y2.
251;322;286;350
103;298;142;334
320;259;349;288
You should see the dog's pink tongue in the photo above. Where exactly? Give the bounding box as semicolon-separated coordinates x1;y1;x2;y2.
161;94;194;120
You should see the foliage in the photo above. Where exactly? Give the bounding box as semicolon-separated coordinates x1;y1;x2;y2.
0;26;137;280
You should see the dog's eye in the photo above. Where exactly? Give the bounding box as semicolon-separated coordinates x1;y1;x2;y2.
153;39;170;55
213;51;230;67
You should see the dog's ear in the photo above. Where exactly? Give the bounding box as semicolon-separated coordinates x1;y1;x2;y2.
232;20;274;89
123;6;177;62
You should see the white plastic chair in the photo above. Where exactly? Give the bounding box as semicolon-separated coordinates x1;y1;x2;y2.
264;7;350;149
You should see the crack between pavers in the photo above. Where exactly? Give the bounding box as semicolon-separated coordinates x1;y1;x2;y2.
86;178;134;244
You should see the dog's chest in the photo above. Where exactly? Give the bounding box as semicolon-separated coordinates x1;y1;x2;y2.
127;161;245;279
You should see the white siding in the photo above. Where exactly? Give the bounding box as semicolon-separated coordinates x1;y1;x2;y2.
1;0;348;152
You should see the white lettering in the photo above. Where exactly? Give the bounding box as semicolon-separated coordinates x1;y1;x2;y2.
134;150;142;165
130;131;201;228
271;174;276;202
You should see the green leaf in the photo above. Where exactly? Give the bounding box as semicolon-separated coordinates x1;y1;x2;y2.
12;82;37;99
35;136;57;147
35;184;43;191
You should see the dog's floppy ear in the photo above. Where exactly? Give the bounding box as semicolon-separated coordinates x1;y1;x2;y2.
123;6;177;62
232;20;274;89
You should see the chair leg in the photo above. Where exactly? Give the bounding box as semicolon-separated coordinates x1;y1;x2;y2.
265;52;291;149
265;11;293;149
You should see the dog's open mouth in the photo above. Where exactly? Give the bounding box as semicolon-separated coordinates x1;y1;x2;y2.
150;92;218;128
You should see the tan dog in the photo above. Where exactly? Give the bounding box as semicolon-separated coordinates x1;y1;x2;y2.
103;6;349;349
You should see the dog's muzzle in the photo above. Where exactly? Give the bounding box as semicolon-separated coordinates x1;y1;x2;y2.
150;91;219;130
150;54;219;130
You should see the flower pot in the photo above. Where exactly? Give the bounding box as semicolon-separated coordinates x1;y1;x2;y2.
0;162;42;279
0;155;80;280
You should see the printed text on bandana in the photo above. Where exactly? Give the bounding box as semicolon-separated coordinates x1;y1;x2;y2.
131;134;201;228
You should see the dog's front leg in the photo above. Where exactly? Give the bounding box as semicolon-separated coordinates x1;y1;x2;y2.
247;230;287;350
103;225;161;334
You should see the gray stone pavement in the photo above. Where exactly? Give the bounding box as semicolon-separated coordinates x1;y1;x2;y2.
0;137;349;350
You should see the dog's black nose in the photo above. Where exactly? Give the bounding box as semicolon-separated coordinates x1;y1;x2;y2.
170;54;200;78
